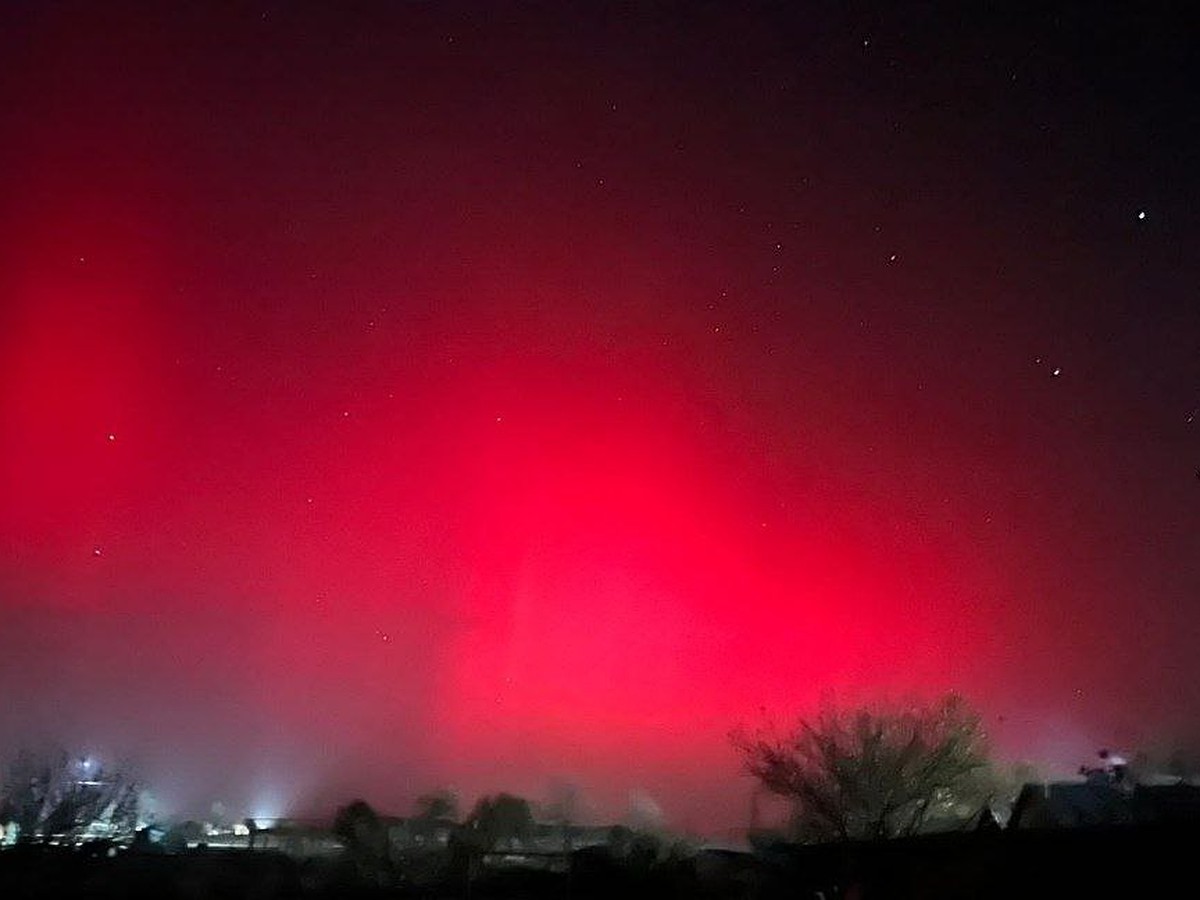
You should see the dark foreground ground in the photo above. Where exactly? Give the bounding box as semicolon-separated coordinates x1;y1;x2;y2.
2;824;1198;899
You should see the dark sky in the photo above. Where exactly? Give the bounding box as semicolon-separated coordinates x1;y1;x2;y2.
1;2;1197;834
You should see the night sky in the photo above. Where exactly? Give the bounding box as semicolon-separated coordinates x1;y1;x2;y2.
1;2;1197;834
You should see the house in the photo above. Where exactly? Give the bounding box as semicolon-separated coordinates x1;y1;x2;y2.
1010;782;1134;829
1010;780;1200;830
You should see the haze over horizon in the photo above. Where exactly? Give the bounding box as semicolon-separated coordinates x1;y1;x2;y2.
2;2;1197;833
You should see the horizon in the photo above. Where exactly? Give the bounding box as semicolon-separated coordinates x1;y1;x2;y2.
2;2;1197;837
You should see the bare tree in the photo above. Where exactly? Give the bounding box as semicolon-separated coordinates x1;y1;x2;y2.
732;694;993;842
1;749;141;843
332;799;391;883
543;781;581;852
448;793;535;885
464;792;534;851
414;788;459;823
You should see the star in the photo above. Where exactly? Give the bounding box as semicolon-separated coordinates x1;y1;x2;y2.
106;433;116;442
1137;210;1146;220
1051;367;1062;377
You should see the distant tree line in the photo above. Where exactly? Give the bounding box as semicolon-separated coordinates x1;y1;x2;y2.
12;690;1195;859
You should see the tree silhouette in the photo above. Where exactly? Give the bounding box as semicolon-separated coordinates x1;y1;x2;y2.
332;799;391;881
464;792;534;851
414;788;459;822
732;694;993;841
544;781;581;852
448;793;535;885
0;749;140;843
